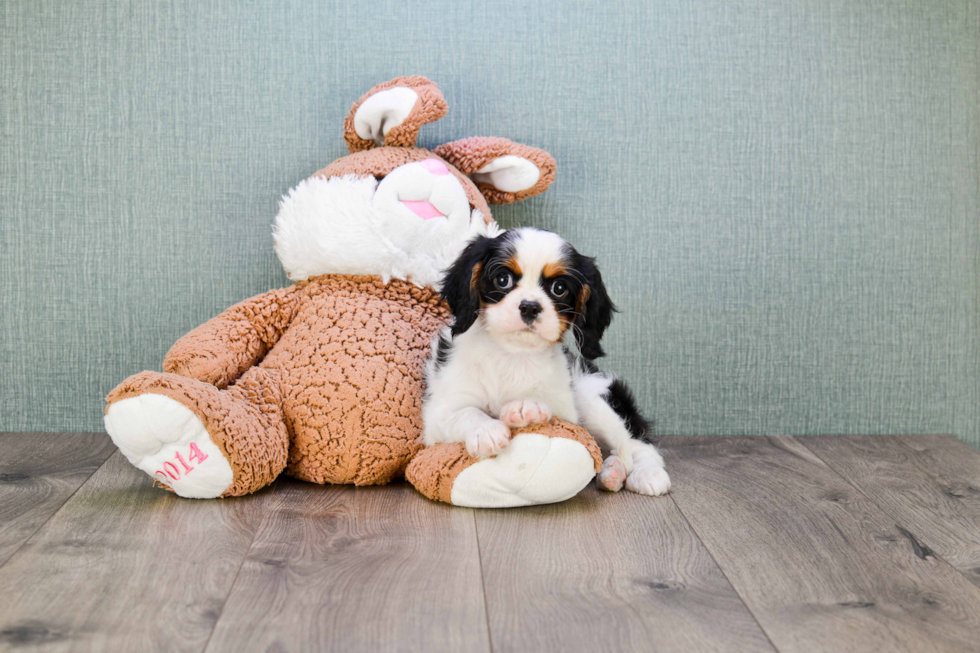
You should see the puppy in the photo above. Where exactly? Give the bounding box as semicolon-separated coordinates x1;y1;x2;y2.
423;227;670;496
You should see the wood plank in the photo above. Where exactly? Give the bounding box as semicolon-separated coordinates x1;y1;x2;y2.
663;436;980;653
0;452;275;652
801;435;980;589
0;433;115;567
204;480;491;653
474;484;776;653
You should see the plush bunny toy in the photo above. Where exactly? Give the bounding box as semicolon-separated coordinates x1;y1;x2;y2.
104;77;601;507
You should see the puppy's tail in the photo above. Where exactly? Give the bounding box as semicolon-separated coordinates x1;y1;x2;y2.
604;378;659;446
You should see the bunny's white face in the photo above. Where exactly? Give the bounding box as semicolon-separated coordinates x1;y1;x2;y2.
372;158;476;258
273;159;498;289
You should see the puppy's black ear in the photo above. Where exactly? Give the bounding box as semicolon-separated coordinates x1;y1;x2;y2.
441;236;493;336
573;256;616;360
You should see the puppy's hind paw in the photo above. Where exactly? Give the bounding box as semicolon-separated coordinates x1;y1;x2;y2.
597;455;626;492
465;419;512;458
625;462;671;496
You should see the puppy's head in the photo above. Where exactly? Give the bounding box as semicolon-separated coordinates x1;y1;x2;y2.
441;228;615;357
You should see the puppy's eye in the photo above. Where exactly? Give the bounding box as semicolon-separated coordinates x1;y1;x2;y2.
493;271;514;290
550;279;568;298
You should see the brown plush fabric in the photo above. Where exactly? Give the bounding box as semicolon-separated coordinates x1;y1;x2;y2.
111;275;450;493
343;76;448;153
434;137;557;204
105;367;289;497
405;443;478;505
265;275;450;485
405;418;603;505
312;147;494;225
164;287;302;389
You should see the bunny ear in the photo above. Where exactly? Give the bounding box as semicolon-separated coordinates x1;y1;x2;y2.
434;137;556;204
343;76;448;153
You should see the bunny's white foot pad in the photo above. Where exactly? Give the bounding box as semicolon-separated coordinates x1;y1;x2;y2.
104;394;233;499
450;433;595;508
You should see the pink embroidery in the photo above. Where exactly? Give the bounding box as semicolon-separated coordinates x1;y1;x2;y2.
188;442;209;464
162;461;180;480
174;450;193;474
154;443;209;483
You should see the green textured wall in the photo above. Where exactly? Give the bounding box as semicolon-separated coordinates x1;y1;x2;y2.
2;1;978;446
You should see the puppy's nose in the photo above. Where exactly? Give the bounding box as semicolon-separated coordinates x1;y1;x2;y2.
519;301;542;324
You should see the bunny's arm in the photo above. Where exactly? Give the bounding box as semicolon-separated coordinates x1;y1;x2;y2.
163;286;303;389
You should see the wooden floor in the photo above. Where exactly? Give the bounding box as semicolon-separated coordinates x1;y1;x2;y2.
1;434;979;652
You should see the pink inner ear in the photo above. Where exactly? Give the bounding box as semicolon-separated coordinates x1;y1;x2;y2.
401;200;444;219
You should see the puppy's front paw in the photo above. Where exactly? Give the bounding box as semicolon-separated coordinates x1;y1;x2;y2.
465;420;512;458
499;399;552;428
625;462;671;496
597;455;626;492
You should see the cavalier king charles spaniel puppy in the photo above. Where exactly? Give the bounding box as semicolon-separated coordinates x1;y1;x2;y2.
422;227;670;496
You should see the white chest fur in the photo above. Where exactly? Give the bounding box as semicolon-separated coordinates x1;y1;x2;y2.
441;325;579;423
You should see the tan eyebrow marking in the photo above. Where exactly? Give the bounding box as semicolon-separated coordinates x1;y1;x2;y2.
543;261;567;278
505;254;523;276
576;285;591;315
470;262;483;294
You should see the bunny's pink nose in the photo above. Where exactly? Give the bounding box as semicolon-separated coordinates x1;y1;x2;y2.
420;158;450;175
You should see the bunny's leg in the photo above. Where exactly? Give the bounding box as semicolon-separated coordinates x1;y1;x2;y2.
104;366;288;498
406;418;601;508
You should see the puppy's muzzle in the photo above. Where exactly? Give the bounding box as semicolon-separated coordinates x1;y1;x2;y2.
519;300;542;325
